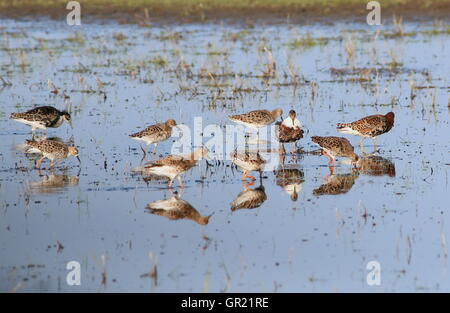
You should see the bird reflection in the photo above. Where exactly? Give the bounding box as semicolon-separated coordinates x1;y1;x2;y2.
145;193;211;225
275;168;305;201
313;167;358;196
26;170;80;194
230;180;267;211
357;155;395;177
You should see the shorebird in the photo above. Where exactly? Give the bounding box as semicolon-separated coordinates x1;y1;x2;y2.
336;112;395;150
230;184;267;211
146;195;211;225
276;110;304;155
311;136;359;166
229;108;282;138
10;106;72;137
275;168;304;201
231;151;266;181
25;139;80;169
129;119;177;157
142;147;208;190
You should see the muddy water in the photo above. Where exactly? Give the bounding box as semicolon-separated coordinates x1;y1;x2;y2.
0;18;449;292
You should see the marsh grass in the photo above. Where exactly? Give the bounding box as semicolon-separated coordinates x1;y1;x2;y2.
1;0;449;21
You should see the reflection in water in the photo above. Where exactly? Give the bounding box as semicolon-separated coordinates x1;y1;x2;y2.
313;167;359;196
27;171;80;194
358;155;396;177
275;168;305;201
145;194;211;225
231;151;266;181
230;182;267;211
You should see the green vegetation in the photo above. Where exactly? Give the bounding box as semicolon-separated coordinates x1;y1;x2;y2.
1;0;449;21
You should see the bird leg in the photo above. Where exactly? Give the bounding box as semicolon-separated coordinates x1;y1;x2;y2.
291;143;295;156
168;178;174;191
328;165;335;176
153;143;157;156
140;145;147;159
322;150;334;165
279;143;285;156
177;176;183;192
243;181;254;190
372;138;377;153
49;160;55;169
358;137;365;147
241;171;256;181
35;157;44;169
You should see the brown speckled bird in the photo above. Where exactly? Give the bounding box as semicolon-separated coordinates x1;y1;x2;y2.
311;136;359;166
10;106;72;137
230;184;267;211
336;112;395;149
231;151;266;181
276;110;304;155
142;147;208;190
146;195;211;225
229;109;282;136
129;119;177;156
25;139;80;169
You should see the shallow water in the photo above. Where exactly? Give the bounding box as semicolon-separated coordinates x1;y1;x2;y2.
0;18;449;292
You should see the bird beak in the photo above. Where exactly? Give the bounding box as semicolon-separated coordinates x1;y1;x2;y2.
76;155;81;163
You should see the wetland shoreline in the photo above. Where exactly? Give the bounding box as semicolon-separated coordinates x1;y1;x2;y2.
1;0;450;24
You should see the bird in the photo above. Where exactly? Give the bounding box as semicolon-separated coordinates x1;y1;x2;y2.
146;195;211;225
10;106;72;137
231;151;266;181
229;108;282;138
275;168;304;201
129;119;177;157
230;184;267;211
141;147;208;190
336;112;395;150
311;136;359;166
25;139;80;169
276;110;304;155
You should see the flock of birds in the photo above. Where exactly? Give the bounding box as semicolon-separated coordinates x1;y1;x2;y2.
9;105;396;223
10;105;394;185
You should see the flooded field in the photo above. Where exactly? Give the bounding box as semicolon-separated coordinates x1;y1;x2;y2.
0;17;449;292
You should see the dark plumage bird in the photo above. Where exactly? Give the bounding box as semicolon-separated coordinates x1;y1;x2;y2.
336;112;395;149
10;106;72;136
276;110;304;155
